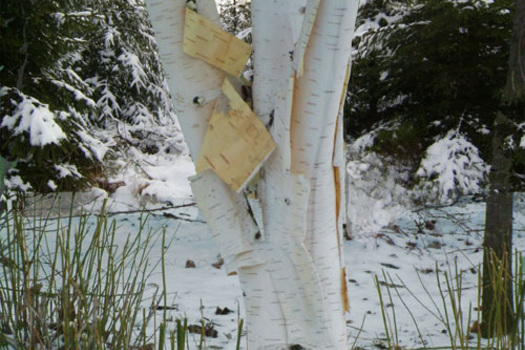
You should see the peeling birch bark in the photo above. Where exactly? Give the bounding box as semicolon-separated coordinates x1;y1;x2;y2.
288;2;359;346
241;172;334;348
190;170;264;273
196;79;275;192
251;0;306;122
145;0;263;280
144;0;359;348
144;0;224;158
293;0;321;76
183;8;252;77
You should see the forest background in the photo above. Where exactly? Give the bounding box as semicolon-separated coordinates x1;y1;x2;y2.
1;0;523;220
1;0;525;348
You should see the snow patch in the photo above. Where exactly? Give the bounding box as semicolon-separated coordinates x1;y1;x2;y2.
76;130;108;161
47;180;57;191
346;152;412;237
137;156;195;203
54;164;82;179
5;175;32;192
99;147;195;212
478;125;490;135
349;132;377;153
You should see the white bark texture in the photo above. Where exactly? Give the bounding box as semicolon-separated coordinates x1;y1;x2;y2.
143;0;359;349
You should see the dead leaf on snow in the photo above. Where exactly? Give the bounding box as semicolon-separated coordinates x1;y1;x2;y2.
188;323;218;338
215;306;233;315
212;255;224;269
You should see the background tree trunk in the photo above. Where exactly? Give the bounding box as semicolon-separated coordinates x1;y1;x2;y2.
481;115;514;337
504;0;525;101
481;0;525;338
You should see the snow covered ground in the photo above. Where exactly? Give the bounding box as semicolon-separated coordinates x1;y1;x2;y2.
4;151;525;349
129;195;524;350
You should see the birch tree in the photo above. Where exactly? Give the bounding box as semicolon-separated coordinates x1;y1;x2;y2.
143;0;359;348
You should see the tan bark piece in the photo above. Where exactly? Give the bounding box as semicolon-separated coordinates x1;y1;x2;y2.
342;267;350;312
183;7;252;77
196;79;276;192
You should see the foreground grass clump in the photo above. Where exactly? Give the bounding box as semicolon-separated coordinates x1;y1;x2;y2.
375;254;525;350
0;202;168;349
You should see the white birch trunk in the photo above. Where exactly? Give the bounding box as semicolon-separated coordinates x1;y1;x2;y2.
143;0;359;348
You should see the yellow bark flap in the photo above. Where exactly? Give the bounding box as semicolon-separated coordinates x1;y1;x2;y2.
196;79;276;192
342;267;350;312
183;7;252;77
334;166;341;220
338;61;352;115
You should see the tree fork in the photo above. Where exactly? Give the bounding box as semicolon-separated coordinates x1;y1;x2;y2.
143;0;359;348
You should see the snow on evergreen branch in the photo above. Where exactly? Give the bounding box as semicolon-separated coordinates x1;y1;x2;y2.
117;52;147;91
54;164;82;179
50;79;97;107
0;88;66;147
416;130;488;204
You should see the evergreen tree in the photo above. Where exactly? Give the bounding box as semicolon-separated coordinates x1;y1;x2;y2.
218;0;251;38
0;0;184;193
218;0;253;83
76;0;186;160
347;0;525;335
0;0;103;192
346;0;525;203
